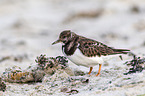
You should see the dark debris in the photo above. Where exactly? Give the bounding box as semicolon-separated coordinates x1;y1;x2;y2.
0;77;6;92
68;76;89;83
0;54;28;62
74;70;85;76
66;89;79;94
35;54;68;70
56;56;68;69
61;87;79;94
124;55;145;75
0;56;10;62
35;54;49;69
131;5;140;13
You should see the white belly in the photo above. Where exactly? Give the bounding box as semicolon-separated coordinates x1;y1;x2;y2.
63;48;105;67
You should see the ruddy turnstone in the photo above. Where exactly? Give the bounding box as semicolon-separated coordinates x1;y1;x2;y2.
52;30;130;76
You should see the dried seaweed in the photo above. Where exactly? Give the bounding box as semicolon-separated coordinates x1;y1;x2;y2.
0;77;6;92
56;56;68;69
2;54;69;83
35;54;68;70
35;54;50;70
124;55;145;75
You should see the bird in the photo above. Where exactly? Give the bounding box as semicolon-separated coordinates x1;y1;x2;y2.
52;30;130;76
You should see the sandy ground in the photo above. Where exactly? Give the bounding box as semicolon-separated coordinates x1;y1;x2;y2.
0;0;145;96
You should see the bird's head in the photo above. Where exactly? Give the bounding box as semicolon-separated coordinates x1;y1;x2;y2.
52;30;76;45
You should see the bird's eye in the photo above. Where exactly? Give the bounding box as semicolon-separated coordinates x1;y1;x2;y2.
62;36;66;38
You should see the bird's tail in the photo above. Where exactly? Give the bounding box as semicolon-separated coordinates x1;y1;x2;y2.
113;49;130;54
113;49;136;61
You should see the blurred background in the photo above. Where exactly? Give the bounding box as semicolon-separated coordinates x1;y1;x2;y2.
1;1;145;95
0;0;145;70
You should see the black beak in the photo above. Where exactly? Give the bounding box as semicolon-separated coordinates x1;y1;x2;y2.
52;40;61;45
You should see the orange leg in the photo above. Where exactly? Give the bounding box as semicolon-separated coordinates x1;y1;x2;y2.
88;67;93;75
96;64;102;76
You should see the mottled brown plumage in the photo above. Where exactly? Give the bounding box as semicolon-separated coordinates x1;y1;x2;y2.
78;36;130;57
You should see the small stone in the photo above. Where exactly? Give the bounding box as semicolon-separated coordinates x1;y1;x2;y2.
66;89;79;94
81;79;89;83
61;87;68;92
74;70;85;76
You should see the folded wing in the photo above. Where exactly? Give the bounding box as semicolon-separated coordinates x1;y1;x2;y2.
78;37;130;57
